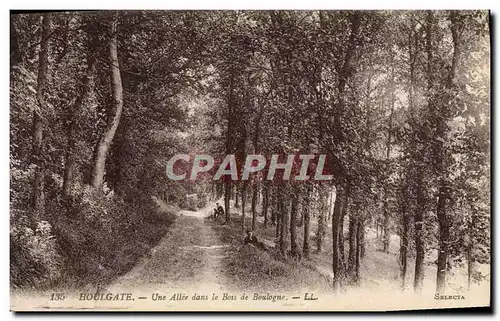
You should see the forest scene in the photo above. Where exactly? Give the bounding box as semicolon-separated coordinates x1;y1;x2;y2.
10;10;490;311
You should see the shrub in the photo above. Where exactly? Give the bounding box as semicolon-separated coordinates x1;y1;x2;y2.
10;212;61;288
50;186;176;288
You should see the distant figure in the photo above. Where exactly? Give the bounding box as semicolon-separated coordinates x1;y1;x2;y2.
212;208;218;219
244;229;266;250
244;229;258;245
217;203;224;218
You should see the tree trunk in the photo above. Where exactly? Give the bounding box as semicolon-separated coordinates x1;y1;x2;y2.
91;18;123;192
328;191;334;222
316;213;325;253
303;184;311;258
62;44;96;198
31;14;51;222
400;211;409;289
383;57;396;253
467;211;477;290
263;182;269;228
436;186;450;293
339;216;345;266
360;219;366;259
414;12;438;293
339;188;350;267
401;20;416;291
275;190;281;238
10;17;22;68
332;187;345;291
235;184;240;207
435;11;462;295
290;187;299;258
414;176;425;292
330;12;361;292
355;219;363;283
224;68;235;223
467;238;474;290
271;188;277;227
316;187;328;252
278;186;289;258
224;182;231;224
241;182;247;232
250;91;264;230
382;205;390;251
348;214;358;275
382;199;390;251
298;205;304;227
251;184;258;230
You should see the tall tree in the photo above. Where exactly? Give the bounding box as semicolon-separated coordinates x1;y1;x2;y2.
31;13;51;222
91;15;124;191
62;27;96;198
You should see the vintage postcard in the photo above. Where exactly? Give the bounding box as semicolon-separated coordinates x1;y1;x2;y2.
10;10;490;311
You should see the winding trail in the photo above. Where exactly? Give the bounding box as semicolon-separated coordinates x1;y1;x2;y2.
89;203;233;310
11;202;232;311
100;204;230;302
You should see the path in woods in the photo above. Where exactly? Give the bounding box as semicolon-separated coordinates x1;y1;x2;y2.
11;202;232;311
107;203;229;294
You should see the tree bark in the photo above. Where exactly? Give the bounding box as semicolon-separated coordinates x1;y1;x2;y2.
382;56;396;253
399;210;409;289
339;187;350;267
348;214;358;275
251;184;258;230
278;186;289;258
332;186;345;291
414;173;425;291
355;218;363;283
328;191;334;222
31;14;51;222
250;91;265;231
316;186;328;252
436;11;462;294
224;183;231;224
360;219;366;259
262;182;269;228
235;184;240;208
436;187;450;293
275;189;281;237
91;17;124;192
401;20;416;290
241;182;247;232
10;17;22;67
271;187;277;227
223;66;236;224
290;186;299;258
467;211;477;290
303;184;311;258
331;13;361;292
62;41;96;198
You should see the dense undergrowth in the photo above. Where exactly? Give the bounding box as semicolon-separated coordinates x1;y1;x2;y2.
10;182;177;290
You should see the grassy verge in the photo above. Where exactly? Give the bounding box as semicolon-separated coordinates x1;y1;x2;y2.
52;198;178;290
208;213;331;293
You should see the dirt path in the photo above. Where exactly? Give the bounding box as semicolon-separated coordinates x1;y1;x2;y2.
11;202;234;311
106;204;229;294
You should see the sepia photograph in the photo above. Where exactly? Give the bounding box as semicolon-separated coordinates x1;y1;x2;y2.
9;9;491;311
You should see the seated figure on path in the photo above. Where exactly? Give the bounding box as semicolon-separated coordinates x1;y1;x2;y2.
243;229;266;250
217;203;224;218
